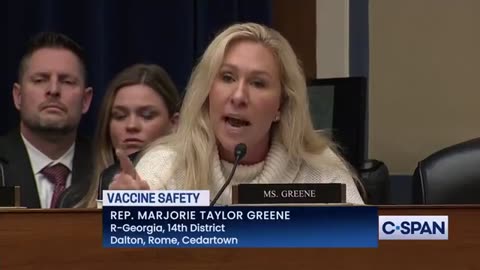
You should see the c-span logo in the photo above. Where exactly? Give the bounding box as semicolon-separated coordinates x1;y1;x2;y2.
379;215;448;240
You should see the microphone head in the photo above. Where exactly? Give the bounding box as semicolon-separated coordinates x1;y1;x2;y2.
234;143;247;160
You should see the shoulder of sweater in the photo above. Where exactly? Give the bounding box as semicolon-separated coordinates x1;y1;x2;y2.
303;146;347;172
299;148;361;196
139;144;176;160
135;144;177;184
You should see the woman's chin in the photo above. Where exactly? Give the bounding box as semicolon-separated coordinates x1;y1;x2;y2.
217;141;239;161
123;147;141;156
218;137;243;151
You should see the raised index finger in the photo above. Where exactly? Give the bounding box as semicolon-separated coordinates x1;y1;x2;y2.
116;149;138;180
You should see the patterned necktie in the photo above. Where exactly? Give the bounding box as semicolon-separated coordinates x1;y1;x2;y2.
41;163;70;208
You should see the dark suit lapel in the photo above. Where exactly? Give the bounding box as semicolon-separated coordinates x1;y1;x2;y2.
64;136;93;207
0;130;41;208
71;136;93;187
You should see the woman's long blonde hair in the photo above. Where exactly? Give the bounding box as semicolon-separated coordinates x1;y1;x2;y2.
148;22;364;196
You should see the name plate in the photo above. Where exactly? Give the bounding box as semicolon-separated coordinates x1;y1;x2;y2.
0;186;20;207
231;183;346;204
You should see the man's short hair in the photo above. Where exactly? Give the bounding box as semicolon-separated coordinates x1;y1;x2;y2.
18;32;88;83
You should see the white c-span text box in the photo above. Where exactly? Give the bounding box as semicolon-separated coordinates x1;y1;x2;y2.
379;215;448;240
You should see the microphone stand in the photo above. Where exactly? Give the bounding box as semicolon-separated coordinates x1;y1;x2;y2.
210;143;247;206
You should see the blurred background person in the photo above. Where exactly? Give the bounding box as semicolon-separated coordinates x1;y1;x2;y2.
0;32;93;208
78;64;180;207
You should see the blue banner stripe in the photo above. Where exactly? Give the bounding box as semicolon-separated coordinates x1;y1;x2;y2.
103;206;378;248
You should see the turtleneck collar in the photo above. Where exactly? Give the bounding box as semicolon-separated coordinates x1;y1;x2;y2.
210;135;301;204
219;157;265;184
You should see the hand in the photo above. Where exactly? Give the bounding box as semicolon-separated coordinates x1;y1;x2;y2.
108;149;150;190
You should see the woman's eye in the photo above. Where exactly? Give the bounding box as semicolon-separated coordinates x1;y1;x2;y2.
111;112;127;120
252;80;266;88
141;111;156;120
221;73;235;83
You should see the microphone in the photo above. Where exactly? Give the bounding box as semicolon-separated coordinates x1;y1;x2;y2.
97;162;119;200
0;157;6;187
97;170;105;200
210;143;247;206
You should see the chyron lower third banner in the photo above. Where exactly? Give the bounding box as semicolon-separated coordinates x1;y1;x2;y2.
103;206;378;248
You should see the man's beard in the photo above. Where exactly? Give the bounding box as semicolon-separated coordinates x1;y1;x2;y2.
22;113;77;137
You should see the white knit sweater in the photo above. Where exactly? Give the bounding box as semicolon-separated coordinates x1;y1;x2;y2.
135;138;365;205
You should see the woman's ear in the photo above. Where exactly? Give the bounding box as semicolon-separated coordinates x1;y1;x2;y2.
170;112;180;131
274;111;281;122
